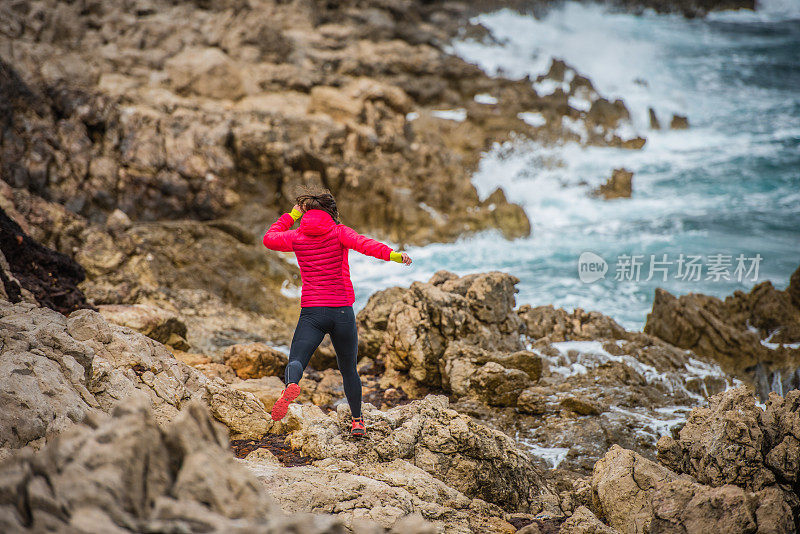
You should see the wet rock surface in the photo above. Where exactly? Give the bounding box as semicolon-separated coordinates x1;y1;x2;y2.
645;274;800;398
363;272;733;475
591;168;633;200
0;206;92;314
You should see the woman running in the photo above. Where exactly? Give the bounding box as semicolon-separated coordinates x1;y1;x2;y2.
262;189;412;437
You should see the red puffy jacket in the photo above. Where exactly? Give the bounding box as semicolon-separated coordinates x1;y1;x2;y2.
263;209;393;307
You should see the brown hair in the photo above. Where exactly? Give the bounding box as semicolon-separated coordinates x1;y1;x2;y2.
295;187;340;224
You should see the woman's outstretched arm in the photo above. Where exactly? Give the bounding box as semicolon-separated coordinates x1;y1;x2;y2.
338;226;411;264
262;207;303;252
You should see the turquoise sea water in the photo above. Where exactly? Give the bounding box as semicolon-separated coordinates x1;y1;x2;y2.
350;1;800;329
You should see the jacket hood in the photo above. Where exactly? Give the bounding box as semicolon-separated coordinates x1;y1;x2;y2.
299;209;336;235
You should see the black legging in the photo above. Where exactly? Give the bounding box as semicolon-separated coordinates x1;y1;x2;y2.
285;306;362;418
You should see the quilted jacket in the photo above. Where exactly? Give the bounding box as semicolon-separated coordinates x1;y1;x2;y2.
263;209;393;307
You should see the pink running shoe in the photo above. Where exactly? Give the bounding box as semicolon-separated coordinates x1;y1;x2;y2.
271;383;301;421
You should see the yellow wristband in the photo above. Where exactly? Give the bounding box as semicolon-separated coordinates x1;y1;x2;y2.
389;251;403;263
289;208;303;221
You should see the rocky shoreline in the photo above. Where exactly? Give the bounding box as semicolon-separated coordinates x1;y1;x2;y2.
2;0;799;532
3;239;800;531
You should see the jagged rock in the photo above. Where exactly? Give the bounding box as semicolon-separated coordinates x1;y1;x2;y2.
648;107;661;130
285;395;553;512
223;342;289;379
670;114;689;129
592;444;680;533
649;482;792;534
440;342;540;406
232;376;286;411
457;312;732;474
98;303;190;350
196;362;240;383
380;271;525;386
518;305;628;342
165;46;246;100
0;2;536;248
1;184;299;353
591;169;633;200
247;457;512;533
357;286;408;359
559;506;618;534
560;397;603;416
480;187;532;239
724;280;800;343
644;284;800;397
0;397;368;533
656;386;800;493
645;289;765;376
0;301;100;449
0;300;272;448
591;444;794;534
788;266;800;310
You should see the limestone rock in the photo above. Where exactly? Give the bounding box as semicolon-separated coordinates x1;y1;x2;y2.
357;286;408;359
670;114;689;129
560;397;603;416
223;342;289;379
0;300;272;447
232;376;286;411
440;342;540;406
286;395;553;512
518;305;628;342
0;397;361;533
0;301;101;449
165;47;246;100
649;482;793;534
381;271;525;386
98;303;189;350
247;458;508;533
472;327;733;474
591;445;681;533
559;506;618;534
656;386;800;492
591;169;633;200
644;284;800;397
591;444;793;534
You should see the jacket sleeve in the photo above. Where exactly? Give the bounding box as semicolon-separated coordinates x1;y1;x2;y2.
338;225;392;261
262;213;296;252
